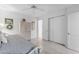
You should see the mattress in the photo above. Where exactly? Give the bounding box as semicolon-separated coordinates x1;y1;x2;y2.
0;35;35;54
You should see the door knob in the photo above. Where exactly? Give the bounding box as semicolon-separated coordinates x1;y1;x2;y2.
67;33;70;35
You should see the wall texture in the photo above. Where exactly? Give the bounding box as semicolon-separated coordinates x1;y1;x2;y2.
0;10;30;35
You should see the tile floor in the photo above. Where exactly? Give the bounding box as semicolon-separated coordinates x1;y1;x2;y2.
42;40;79;54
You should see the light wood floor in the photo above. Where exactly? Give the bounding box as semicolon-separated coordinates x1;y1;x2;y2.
41;40;79;54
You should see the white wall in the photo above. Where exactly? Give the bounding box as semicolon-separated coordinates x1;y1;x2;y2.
0;10;30;35
42;17;48;40
67;5;79;14
31;18;38;39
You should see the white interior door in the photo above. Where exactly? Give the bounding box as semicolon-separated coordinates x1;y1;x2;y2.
68;12;79;51
49;18;54;41
49;16;67;45
38;20;43;39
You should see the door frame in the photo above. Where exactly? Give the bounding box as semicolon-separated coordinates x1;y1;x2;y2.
37;19;43;39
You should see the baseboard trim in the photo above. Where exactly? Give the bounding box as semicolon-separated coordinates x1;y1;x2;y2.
47;40;65;46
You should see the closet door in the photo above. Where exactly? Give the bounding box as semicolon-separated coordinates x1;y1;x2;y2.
67;12;79;51
49;18;54;41
49;16;67;45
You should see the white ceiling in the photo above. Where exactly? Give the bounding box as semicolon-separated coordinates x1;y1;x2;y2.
0;4;73;17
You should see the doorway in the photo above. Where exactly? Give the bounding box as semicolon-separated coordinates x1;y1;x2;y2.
20;19;31;40
67;12;79;52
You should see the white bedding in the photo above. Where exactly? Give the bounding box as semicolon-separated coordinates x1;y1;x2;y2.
0;35;35;54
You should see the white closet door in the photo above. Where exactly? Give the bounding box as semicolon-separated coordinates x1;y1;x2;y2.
68;12;79;51
49;18;54;41
49;16;67;44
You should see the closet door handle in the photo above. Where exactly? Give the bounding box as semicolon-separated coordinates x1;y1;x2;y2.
67;33;71;35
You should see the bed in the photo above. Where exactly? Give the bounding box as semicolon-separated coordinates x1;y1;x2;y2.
0;35;40;54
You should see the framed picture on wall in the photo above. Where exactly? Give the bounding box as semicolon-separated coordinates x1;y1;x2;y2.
5;18;13;24
5;18;13;29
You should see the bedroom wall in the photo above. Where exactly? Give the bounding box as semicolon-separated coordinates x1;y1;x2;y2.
67;5;79;14
0;9;30;35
